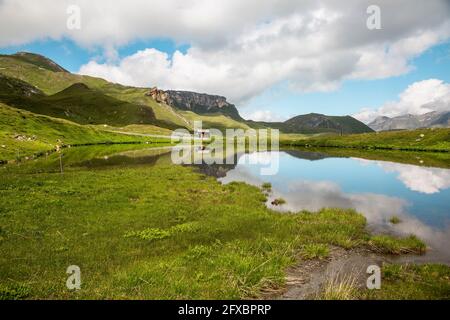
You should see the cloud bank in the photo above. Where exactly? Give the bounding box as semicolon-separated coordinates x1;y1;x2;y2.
1;0;450;104
354;79;450;123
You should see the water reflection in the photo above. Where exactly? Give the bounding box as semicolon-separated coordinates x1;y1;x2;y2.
370;160;450;194
7;145;449;263
219;151;450;263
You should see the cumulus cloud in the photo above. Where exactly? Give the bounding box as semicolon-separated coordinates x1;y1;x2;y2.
354;79;450;123
354;158;450;194
378;161;450;194
2;0;450;103
242;110;287;122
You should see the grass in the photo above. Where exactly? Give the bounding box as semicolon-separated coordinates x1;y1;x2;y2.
0;147;432;300
283;128;450;152
0;102;171;162
301;244;330;260
320;274;359;300
369;235;427;255
179;110;251;132
99;124;173;136
287;146;450;169
389;216;402;225
318;263;450;300
271;198;287;206
363;264;450;300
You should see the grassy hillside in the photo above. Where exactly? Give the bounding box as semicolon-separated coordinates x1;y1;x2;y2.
0;54;191;129
0;52;68;73
0;102;167;162
248;113;373;134
179;110;251;131
107;88;192;129
0;76;160;127
283;128;450;152
283;113;373;134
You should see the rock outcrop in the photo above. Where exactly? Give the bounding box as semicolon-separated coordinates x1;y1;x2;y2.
146;87;170;104
146;87;243;121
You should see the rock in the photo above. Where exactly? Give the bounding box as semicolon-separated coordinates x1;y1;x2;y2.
145;87;243;121
165;90;243;120
146;87;169;104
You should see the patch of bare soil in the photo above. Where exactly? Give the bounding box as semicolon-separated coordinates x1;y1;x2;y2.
261;246;388;300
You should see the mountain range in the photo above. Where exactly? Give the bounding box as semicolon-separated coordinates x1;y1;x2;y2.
250;113;373;134
0;52;373;134
368;111;450;131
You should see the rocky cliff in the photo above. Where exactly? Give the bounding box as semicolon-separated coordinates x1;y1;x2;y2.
146;87;243;121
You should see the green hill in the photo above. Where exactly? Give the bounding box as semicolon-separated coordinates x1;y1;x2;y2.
284;128;450;152
248;113;373;134
283;113;373;134
0;75;161;127
0;53;191;129
0;52;375;135
0;52;69;73
0;102;160;162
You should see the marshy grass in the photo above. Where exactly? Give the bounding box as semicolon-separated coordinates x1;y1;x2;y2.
0;162;373;299
271;198;286;206
320;273;359;300
301;244;330;260
363;264;450;300
0;150;437;299
369;235;426;255
389;216;402;224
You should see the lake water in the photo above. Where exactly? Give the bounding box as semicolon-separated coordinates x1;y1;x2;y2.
216;150;450;264
5;146;450;263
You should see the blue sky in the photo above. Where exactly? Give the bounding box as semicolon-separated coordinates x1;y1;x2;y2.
242;42;450;119
1;0;450;123
3;37;448;121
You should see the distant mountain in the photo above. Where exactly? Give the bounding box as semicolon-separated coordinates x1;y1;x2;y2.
368;111;450;131
0;52;69;73
146;87;244;121
249;113;373;134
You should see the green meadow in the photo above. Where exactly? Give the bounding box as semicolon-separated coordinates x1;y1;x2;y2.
282;128;450;152
1;144;445;300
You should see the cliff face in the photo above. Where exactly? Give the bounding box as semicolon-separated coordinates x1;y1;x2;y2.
146;87;243;121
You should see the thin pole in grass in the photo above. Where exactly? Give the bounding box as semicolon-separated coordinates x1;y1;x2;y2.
59;152;63;174
56;139;63;174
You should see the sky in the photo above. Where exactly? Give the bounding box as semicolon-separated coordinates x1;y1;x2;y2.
1;0;450;123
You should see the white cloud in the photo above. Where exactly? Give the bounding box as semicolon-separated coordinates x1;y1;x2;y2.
354;158;450;194
354;79;450;123
241;110;287;122
2;0;450;103
378;162;450;194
